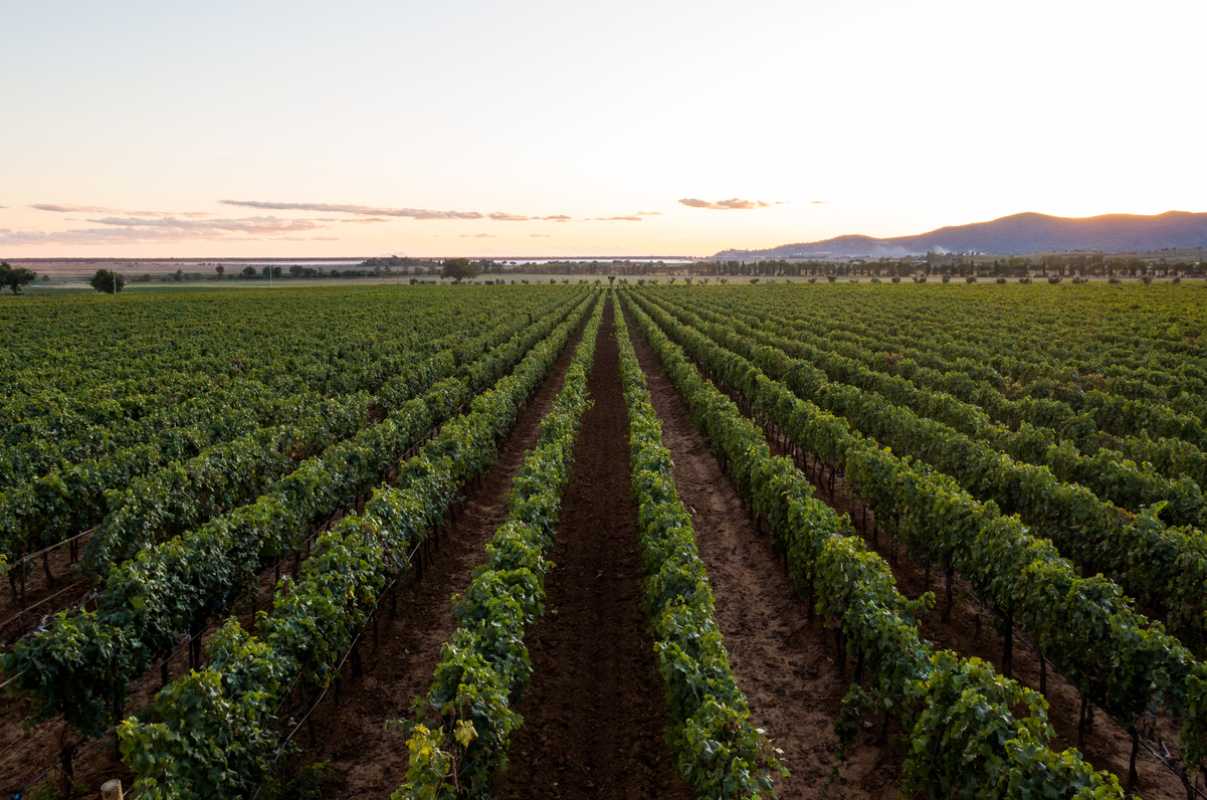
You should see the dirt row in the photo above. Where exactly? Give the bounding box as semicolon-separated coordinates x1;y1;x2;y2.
14;294;1174;799
265;313;594;797
628;310;901;800
632;301;1193;798
0;315;586;800
283;296;897;797
811;463;1192;799
0;533;95;646
492;301;690;800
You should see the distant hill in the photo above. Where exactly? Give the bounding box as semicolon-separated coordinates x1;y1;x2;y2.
715;211;1207;259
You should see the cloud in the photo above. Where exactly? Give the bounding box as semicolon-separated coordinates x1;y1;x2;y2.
1;227;221;245
0;215;332;246
529;233;552;238
810;200;827;205
32;203;209;217
636;210;661;216
87;216;324;235
221;200;580;223
678;198;770;210
221;199;484;220
589;215;643;222
459;233;496;239
33;203;129;214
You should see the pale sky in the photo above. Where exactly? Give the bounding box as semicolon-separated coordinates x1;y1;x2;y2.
2;0;1204;257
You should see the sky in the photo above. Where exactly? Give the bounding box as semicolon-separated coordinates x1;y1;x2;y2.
2;0;1205;258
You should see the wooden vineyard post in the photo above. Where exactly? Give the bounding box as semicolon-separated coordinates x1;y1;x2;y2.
101;778;124;800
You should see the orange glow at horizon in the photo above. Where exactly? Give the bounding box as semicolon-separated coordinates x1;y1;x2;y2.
2;0;1204;258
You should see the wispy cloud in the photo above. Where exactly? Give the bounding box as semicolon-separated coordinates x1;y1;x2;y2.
678;198;771;210
87;216;325;235
221;199;484;220
2;227;216;245
221;200;586;223
530;233;552;238
1;215;334;246
810;200;827;205
6;199;661;247
32;203;210;217
33;203;132;214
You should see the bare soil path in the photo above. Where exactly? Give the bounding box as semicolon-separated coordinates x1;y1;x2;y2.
634;300;1193;798
494;301;692;800
0;316;586;800
628;310;901;800
279;316;590;799
752;400;1191;798
823;474;1191;800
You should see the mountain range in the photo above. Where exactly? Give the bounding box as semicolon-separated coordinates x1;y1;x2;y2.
714;211;1207;259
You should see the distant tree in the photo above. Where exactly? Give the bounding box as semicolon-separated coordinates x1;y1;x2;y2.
241;266;258;279
441;258;480;283
215;264;225;279
89;269;126;293
1;262;37;294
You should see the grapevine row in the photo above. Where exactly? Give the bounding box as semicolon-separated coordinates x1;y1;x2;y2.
685;288;1207;491
399;294;603;798
711;286;1207;450
628;290;1207;782
115;292;599;800
0;293;463;488
0;291;579;581
4;293;593;742
81;291;581;576
677;289;1206;523
619;293;1124;797
646;290;1207;656
613;303;782;796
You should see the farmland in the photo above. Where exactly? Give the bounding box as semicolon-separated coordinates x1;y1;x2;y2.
2;282;1207;799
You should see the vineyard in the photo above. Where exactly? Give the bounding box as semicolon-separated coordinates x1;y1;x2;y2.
2;281;1206;799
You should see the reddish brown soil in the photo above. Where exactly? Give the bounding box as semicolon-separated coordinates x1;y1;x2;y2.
0;536;94;646
277;315;588;799
627;311;901;799
0;320;584;800
630;300;1198;797
0;514;350;798
494;301;692;800
760;422;1194;798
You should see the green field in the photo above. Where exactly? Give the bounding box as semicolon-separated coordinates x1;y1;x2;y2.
3;283;1207;799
